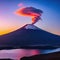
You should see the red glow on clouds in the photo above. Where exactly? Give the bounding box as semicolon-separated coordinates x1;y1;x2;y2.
15;7;43;24
15;8;40;17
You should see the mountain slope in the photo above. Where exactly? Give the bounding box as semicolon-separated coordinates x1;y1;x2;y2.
0;24;60;49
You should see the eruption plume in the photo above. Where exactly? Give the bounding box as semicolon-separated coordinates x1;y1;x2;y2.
15;7;43;24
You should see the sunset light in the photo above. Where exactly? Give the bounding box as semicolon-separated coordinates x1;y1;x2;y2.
0;0;60;36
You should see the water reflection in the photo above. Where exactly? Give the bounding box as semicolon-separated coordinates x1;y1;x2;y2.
0;49;40;60
0;48;60;60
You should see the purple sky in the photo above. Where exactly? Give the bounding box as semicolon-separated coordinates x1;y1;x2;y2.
0;0;60;35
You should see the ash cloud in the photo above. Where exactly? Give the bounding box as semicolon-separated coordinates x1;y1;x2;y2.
16;7;43;24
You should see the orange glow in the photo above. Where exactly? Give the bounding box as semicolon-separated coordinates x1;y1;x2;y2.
0;26;19;35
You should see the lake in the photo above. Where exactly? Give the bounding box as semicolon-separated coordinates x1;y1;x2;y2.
0;48;60;60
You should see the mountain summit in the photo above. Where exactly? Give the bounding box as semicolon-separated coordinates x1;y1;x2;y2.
0;24;60;49
21;24;40;30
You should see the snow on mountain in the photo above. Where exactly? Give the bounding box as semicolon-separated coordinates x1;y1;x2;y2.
24;24;40;30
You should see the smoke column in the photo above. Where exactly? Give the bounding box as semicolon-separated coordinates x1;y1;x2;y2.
15;7;43;24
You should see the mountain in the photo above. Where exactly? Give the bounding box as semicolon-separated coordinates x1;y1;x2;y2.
0;24;60;49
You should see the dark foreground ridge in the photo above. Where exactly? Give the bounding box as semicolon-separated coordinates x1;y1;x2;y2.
0;24;60;49
21;51;60;60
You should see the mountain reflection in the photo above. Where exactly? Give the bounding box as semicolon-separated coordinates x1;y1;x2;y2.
0;49;39;60
0;48;60;60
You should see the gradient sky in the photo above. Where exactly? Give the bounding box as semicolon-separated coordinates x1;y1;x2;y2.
0;0;60;35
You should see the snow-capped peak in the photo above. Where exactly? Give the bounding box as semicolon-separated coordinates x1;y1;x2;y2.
24;24;40;30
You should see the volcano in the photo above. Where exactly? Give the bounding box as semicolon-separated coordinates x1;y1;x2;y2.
0;24;60;49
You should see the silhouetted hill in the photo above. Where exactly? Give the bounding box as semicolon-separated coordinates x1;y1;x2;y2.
0;24;60;49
